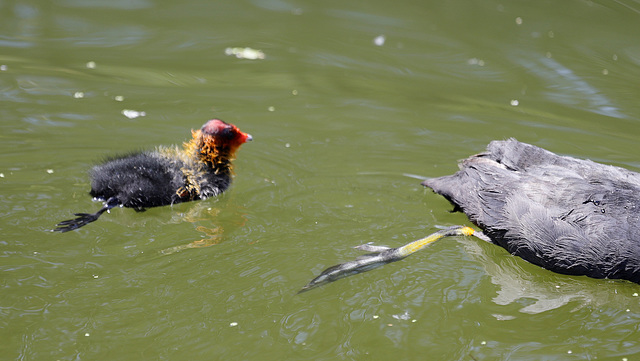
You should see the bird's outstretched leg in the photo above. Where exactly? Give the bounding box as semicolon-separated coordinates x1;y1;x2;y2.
52;197;121;232
298;226;475;293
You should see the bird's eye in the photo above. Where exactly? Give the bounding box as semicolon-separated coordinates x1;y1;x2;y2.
219;126;235;139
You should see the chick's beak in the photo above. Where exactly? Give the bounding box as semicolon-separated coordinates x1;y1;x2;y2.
244;133;253;142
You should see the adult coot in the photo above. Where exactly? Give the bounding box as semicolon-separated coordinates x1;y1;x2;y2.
422;138;640;283
53;119;252;232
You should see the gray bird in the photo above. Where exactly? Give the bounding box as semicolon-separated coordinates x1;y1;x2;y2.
422;138;640;283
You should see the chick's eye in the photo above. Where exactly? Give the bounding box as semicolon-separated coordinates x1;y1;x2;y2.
220;127;235;139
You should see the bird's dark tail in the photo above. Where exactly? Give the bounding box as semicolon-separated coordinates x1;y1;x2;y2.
52;197;120;232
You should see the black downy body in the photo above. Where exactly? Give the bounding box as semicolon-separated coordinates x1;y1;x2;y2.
54;119;251;232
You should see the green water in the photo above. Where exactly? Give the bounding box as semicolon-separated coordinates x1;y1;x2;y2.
2;0;640;360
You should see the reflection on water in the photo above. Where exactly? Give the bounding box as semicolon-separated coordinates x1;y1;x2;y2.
518;56;626;119
463;240;640;314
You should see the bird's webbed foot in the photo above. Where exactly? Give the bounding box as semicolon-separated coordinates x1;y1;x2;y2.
53;212;102;232
354;243;391;252
52;197;121;232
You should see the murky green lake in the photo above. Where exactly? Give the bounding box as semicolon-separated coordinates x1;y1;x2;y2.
2;0;640;360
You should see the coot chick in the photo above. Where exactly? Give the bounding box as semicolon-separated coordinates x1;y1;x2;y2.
53;119;252;232
422;138;640;283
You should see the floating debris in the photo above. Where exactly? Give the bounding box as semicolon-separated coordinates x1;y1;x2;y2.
86;61;96;69
0;65;7;71
373;35;386;46
121;109;146;119
225;47;265;60
114;95;124;102
73;91;85;99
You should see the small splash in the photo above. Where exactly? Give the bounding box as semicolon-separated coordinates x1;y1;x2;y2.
392;311;411;320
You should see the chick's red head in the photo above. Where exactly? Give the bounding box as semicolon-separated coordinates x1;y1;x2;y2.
200;119;252;150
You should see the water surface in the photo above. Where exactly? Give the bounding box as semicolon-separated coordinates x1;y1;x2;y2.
2;0;640;360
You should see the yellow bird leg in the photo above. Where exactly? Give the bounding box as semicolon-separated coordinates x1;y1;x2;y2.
397;226;474;257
